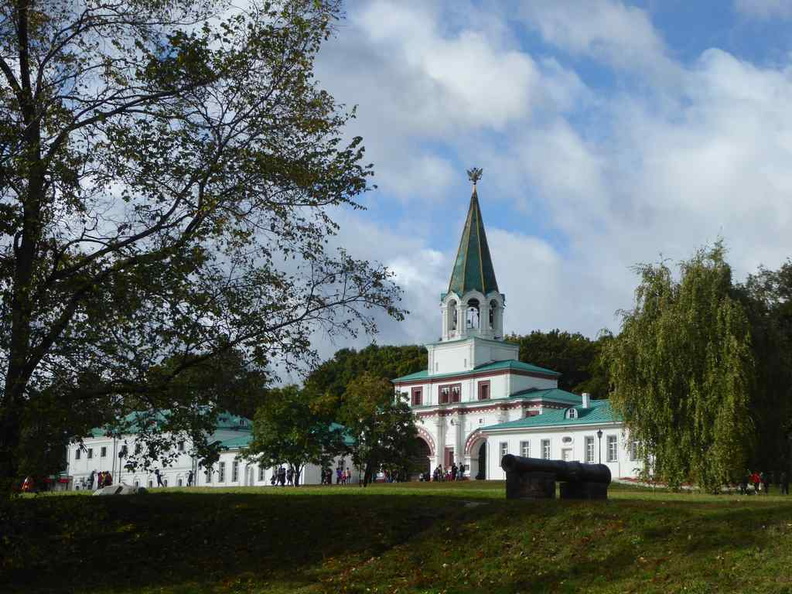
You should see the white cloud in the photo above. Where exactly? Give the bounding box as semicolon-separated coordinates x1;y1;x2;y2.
316;0;587;201
307;0;792;358
515;0;671;73
734;0;792;18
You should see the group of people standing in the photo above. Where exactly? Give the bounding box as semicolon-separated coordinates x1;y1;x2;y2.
739;470;789;495
77;470;113;491
269;466;297;486
429;463;465;482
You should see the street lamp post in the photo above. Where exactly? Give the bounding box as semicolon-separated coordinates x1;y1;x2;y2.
597;429;603;464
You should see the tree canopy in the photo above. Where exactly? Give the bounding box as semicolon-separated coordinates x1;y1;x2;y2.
244;385;345;485
737;261;792;469
335;372;417;486
305;344;427;398
606;244;754;490
0;0;404;486
507;330;610;397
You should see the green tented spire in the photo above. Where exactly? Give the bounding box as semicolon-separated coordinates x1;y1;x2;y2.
448;177;499;296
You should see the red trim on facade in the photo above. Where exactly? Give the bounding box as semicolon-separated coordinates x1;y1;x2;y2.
394;367;558;387
477;379;491;401
411;386;423;406
416;427;436;456
464;429;487;455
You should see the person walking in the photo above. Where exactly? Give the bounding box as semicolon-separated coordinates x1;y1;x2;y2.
762;471;771;495
781;470;789;495
187;470;194;487
277;466;286;486
155;469;164;488
286;467;294;486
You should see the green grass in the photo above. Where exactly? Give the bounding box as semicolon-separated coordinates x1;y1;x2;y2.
3;481;792;593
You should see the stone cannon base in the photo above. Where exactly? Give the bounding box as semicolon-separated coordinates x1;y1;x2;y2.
506;471;556;499
559;480;608;500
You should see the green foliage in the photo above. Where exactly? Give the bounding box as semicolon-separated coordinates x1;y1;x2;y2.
0;0;404;485
336;372;418;485
737;261;792;468
507;329;611;397
305;344;427;398
244;385;345;484
607;244;754;490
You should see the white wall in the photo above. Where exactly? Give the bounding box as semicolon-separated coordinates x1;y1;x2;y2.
483;423;641;480
67;435;358;489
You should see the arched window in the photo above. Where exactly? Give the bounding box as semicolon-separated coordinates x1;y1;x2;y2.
565;408;578;419
489;299;498;329
466;298;480;329
448;299;458;331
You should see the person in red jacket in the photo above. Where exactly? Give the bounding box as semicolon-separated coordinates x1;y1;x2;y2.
751;471;761;494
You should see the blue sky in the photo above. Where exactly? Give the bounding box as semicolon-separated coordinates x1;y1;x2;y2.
306;0;792;354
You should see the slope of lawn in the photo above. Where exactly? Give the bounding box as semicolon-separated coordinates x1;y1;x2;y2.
2;481;792;593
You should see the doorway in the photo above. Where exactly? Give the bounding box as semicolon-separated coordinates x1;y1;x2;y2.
476;442;487;480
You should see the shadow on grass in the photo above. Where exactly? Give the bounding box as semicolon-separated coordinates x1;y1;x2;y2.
3;489;792;593
0;492;466;593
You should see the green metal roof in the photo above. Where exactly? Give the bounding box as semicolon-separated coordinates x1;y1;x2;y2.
448;186;499;296
392;359;560;383
482;399;621;431
90;410;252;438
508;388;584;405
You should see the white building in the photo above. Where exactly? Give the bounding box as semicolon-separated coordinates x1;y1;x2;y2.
392;179;640;481
66;411;355;490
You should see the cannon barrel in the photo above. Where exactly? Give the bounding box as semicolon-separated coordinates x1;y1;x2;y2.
501;454;611;485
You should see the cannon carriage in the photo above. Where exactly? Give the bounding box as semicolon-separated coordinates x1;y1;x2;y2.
501;454;611;500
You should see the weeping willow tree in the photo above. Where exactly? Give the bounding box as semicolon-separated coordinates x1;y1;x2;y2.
607;244;754;491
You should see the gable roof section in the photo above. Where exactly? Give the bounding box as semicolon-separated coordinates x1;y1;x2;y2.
448;187;499;296
482;399;621;431
392;359;560;383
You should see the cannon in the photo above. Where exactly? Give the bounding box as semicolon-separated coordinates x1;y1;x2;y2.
501;455;611;500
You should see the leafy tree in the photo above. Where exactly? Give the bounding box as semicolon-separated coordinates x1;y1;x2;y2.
306;344;426;398
507;330;609;396
336;372;417;486
244;385;345;486
738;261;792;469
152;349;271;421
606;244;754;490
0;0;403;486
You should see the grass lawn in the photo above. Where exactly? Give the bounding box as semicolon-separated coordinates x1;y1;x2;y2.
3;481;792;593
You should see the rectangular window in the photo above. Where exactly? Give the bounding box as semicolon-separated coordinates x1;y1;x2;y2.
219;462;226;482
232;461;239;482
629;440;638;461
541;439;550;460
411;387;423;406
258;466;264;481
500;442;508;459
478;380;491;401
585;436;595;463
206;469;213;484
87;448;93;459
100;446;107;458
75;449;81;460
438;383;461;404
178;441;185;452
607;435;618;463
520;441;530;458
